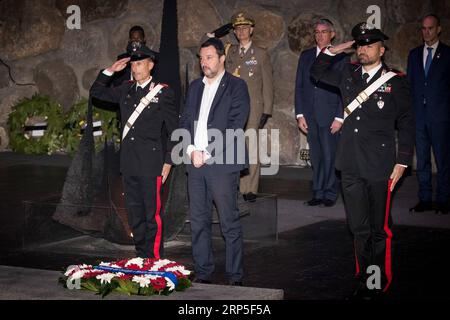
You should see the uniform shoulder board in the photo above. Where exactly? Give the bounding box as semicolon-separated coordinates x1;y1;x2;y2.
127;80;136;84
160;83;169;88
349;60;360;66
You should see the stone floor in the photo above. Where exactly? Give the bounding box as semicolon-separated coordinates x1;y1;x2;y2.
1;151;450;300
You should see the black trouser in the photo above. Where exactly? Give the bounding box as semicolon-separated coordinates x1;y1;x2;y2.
341;172;393;291
188;166;243;282
123;175;164;259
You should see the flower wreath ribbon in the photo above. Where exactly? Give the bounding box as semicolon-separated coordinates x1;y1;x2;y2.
94;266;179;286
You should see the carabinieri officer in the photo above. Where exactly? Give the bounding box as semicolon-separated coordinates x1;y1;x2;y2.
311;22;415;299
90;44;179;259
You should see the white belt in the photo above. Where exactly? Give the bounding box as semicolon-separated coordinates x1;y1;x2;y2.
344;71;397;120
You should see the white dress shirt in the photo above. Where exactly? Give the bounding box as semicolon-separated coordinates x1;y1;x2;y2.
187;71;225;158
361;63;382;83
423;41;439;68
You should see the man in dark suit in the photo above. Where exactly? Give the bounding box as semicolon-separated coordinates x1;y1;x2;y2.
407;14;450;215
311;23;415;298
179;38;250;285
295;18;347;207
90;45;178;259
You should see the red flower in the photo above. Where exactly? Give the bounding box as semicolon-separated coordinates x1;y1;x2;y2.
150;278;166;291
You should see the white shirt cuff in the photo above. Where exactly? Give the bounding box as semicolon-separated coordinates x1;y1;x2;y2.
186;145;196;158
296;114;304;119
103;69;114;76
323;47;336;57
334;117;344;123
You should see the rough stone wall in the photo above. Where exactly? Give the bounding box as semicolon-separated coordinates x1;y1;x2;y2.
0;0;446;167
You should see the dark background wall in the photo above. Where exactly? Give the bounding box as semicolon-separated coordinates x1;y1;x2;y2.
1;0;448;167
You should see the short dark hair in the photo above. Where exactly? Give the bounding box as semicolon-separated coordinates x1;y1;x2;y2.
129;25;145;38
422;13;441;26
200;37;225;56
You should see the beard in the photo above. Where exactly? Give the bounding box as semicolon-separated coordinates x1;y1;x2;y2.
357;54;377;65
202;66;217;78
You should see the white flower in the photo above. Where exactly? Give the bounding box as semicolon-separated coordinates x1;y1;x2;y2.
166;266;191;276
96;273;117;284
70;269;89;280
165;277;175;291
150;259;173;271
99;262;111;267
132;275;151;288
64;265;78;277
125;258;144;268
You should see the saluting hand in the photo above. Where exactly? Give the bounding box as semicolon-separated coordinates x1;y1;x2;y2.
389;164;406;192
106;57;131;73
328;41;355;55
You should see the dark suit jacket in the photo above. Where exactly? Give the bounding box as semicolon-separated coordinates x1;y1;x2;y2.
311;53;415;180
295;48;346;126
407;42;450;126
179;71;250;173
90;73;179;177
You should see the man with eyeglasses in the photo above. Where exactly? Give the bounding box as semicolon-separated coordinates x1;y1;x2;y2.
295;18;347;208
225;12;274;203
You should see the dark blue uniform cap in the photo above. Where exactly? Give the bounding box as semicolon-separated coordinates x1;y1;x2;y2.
130;44;159;63
351;22;389;46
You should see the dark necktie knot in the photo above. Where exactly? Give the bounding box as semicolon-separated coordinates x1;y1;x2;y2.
240;47;245;58
362;73;369;82
137;86;145;95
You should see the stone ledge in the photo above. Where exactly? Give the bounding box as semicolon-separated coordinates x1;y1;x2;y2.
0;265;284;300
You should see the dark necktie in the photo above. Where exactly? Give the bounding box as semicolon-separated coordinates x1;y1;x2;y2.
240;47;245;58
424;47;433;76
137;86;145;96
362;72;369;83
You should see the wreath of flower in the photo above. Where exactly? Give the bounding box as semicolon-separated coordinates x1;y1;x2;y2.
63;99;121;154
7;94;65;155
59;258;192;298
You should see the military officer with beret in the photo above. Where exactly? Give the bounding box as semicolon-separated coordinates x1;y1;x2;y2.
311;22;415;298
90;44;179;259
226;12;274;202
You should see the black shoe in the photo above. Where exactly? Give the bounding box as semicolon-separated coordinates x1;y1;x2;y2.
304;198;322;206
409;201;433;212
435;203;449;215
229;281;243;286
320;199;335;207
243;193;257;202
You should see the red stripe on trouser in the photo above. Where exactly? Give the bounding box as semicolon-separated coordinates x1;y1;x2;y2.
153;176;163;260
383;179;393;292
354;240;360;277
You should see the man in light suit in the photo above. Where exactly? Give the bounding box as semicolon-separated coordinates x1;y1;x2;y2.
226;12;273;202
407;14;450;215
295;18;347;207
180;38;250;285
